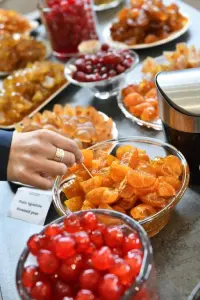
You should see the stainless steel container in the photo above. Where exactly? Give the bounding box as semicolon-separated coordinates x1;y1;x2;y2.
156;68;200;184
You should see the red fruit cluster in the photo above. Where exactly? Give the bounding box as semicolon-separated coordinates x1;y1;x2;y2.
23;212;144;300
72;45;134;82
44;0;98;55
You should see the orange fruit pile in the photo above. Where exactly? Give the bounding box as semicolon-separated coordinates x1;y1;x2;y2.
122;79;159;122
63;145;183;221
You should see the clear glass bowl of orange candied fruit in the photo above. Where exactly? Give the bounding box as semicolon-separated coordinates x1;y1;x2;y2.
53;137;190;237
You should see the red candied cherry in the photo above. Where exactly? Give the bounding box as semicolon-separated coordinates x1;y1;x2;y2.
112;248;123;257
85;74;96;82
90;230;104;248
31;281;52;300
37;250;60;275
100;66;107;74
58;255;83;282
116;64;125;74
22;266;41;288
64;215;81;233
85;65;93;74
55;236;76;259
80;269;100;290
27;234;40;255
96;222;106;234
124;249;143;278
109;70;117;77
109;258;132;286
103;54;122;65
76;289;95;300
63;298;74;300
44;224;61;237
123;58;133;69
123;233;142;253
98;274;123;300
80;212;97;231
75;58;85;69
84;242;96;255
104;226;124;248
91;246;114;270
75;231;90;253
74;71;87;82
54;279;72;297
101;43;110;52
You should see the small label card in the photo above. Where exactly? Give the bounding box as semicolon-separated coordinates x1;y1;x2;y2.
8;187;52;225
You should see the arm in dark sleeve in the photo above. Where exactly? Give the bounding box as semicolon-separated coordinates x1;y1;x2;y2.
0;130;13;181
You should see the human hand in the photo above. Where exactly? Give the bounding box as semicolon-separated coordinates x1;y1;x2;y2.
7;129;83;189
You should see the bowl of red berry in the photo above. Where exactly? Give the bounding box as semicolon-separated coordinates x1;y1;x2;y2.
64;44;139;99
16;210;158;300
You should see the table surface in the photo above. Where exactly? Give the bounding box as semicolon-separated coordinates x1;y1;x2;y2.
1;1;200;300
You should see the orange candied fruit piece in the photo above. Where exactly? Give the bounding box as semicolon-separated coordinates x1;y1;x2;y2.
127;169;156;188
107;154;118;166
130;204;156;221
129;103;151;117
64;196;83;212
121;148;139;169
141;106;157;122
157;181;176;197
164;155;183;177
119;183;135;199
112;205;126;214
159;176;181;191
81;200;95;210
86;187;109;206
109;163;130;182
123;92;144;107
116;145;136;159
75;170;91;182
133;178;159;197
138;149;150;162
121;84;139;97
63;179;83;199
136;161;156;176
82;149;94;168
117;196;137;210
99;203;113;210
80;176;103;193
101;189;119;204
140;192;168;209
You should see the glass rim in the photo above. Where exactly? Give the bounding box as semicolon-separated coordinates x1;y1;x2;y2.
53;136;190;225
188;282;200;300
64;50;140;88
16;209;153;300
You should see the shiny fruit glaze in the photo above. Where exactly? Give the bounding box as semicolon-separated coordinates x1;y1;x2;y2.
72;45;134;82
42;0;98;57
22;212;144;299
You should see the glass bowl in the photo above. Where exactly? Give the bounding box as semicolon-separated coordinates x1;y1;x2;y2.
16;209;158;299
188;283;200;300
64;51;139;100
94;0;124;11
53;137;189;237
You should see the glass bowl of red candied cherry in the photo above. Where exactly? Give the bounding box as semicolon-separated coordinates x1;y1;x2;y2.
64;44;139;100
16;210;158;300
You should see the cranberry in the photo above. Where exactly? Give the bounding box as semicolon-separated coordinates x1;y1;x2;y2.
80;269;100;290
80;212;97;231
116;64;126;74
109;258;132;286
76;289;95;300
109;70;117;77
75;231;90;253
38;250;60;275
101;43;110;52
31;281;52;300
27;234;40;255
45;224;61;237
123;233;142;253
54;279;72;297
64;215;81;233
91;246;114;270
90;230;104;248
98;274;123;300
104;226;124;248
22;266;41;288
124;249;143;278
55;236;76;259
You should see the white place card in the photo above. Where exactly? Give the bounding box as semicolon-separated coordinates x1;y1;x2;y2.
8;187;52;225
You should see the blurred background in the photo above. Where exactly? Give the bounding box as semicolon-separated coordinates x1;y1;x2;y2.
0;0;200;14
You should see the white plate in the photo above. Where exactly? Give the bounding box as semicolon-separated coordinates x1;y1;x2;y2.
94;0;124;11
0;39;52;78
103;12;190;50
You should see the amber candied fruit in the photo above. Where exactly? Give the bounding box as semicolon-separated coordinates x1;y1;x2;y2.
63;144;183;223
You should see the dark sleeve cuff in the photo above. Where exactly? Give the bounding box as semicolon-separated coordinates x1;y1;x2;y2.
0;130;13;181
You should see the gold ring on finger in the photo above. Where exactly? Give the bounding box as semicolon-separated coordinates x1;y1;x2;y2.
54;148;65;163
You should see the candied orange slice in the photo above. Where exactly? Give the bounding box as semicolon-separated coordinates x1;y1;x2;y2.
119;183;135;199
101;189;119;204
63;179;83;199
145;88;157;99
157;182;176;197
116;145;136;159
130;204;156;221
101;175;114;188
99;203;113;210
159;176;181;191
121;148;139;169
127;170;156;188
86;187;109;205
117;195;137;210
141;192;168;208
133;179;159;197
64;196;83;212
80;176;103;193
164;155;183;177
123;92;144;107
112;205;126;214
75;170;91;182
69;163;83;174
110;163;130;182
82;149;94;168
81;200;96;210
107;154;118;166
136;162;156;176
138;149;150;162
122;85;139;97
141;106;157;122
129;103;151;117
